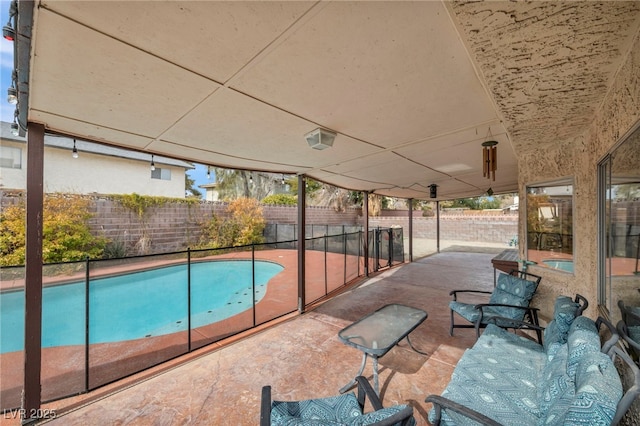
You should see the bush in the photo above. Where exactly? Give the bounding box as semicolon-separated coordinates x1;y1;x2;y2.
0;195;107;266
199;197;266;248
261;194;297;206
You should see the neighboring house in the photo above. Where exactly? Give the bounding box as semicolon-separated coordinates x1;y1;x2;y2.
0;121;193;197
199;182;220;202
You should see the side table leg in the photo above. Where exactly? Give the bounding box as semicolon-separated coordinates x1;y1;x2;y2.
406;335;429;356
372;355;379;395
340;353;368;394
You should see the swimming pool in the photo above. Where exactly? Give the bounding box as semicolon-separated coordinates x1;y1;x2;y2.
0;260;283;354
542;259;574;273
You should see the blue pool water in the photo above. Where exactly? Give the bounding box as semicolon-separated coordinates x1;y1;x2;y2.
0;260;283;354
542;259;574;273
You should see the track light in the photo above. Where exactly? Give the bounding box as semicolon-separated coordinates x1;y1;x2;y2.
10;110;19;136
2;24;14;41
72;139;79;158
7;86;17;104
3;1;16;41
150;155;155;171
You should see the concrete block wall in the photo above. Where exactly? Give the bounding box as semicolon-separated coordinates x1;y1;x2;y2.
1;191;517;254
369;215;517;245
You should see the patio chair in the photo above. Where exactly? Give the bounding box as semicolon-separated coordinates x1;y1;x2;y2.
260;376;415;426
449;270;542;341
618;300;640;363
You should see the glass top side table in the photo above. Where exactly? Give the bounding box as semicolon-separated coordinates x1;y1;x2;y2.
338;303;428;394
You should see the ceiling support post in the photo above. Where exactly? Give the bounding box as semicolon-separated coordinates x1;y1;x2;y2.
363;192;369;276
408;198;413;263
297;175;306;313
23;122;44;424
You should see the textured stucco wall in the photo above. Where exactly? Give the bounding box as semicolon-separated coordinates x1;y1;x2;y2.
518;33;640;321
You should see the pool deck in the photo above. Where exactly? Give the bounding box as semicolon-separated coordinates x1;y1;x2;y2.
2;244;511;425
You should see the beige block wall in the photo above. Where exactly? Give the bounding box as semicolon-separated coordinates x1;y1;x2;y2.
519;36;640;322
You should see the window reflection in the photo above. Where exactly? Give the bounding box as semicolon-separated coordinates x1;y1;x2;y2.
526;182;574;272
599;121;640;317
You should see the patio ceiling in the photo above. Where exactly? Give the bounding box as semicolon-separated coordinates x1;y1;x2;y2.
19;1;640;200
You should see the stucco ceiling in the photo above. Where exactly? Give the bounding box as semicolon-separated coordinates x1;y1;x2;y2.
19;1;640;200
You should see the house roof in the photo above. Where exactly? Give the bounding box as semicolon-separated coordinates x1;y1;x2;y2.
0;121;194;169
11;1;640;200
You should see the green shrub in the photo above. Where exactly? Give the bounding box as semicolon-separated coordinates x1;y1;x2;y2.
261;194;297;206
0;195;107;266
199;197;265;248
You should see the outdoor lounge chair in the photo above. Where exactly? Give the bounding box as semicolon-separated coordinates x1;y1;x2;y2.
449;270;543;342
260;376;415;425
618;300;640;363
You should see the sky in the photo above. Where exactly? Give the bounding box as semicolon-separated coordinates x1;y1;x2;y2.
1;0;14;123
0;1;212;196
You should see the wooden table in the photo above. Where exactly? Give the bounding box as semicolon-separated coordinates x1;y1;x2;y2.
491;249;519;286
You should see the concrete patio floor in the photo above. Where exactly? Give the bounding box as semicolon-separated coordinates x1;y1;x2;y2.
8;247;509;425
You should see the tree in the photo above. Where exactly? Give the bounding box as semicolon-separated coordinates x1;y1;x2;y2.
185;174;202;198
214;168;275;200
261;194;297;205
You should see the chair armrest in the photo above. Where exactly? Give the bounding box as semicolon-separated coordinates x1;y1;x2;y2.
425;395;502;426
475;303;540;319
449;289;492;301
575;294;589;315
484;315;544;331
260;386;271;426
477;305;543;343
610;346;640;426
354;376;414;425
595;316;619;354
355;376;384;411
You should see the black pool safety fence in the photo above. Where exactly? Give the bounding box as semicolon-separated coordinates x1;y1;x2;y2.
0;227;403;411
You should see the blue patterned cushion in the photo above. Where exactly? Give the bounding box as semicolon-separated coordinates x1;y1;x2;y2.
538;344;571;418
543;321;565;357
566;316;600;377
449;301;481;322
428;341;542;425
271;393;362;425
493;273;538;301
552;296;579;334
346;405;415;425
480;324;545;358
483;302;529;322
483;274;538;321
628;325;640;343
542;351;622;425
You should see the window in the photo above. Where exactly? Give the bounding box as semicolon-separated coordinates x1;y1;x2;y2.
0;145;22;169
598;121;640;315
526;180;574;273
151;167;171;180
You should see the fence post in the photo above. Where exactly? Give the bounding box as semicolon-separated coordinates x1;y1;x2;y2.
252;245;256;326
297;175;306;313
85;257;90;392
343;232;347;285
324;234;328;296
187;247;192;352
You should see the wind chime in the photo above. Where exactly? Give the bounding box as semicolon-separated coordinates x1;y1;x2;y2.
482;131;498;181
